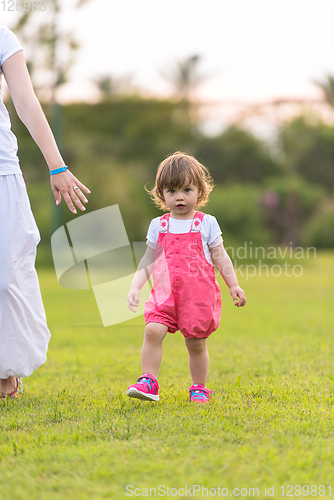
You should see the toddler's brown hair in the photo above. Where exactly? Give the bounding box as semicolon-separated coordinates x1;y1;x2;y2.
147;152;214;211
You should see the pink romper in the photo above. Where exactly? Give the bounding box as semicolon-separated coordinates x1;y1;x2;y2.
144;211;222;338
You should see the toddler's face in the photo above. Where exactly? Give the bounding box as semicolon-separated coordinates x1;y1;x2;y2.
162;182;201;219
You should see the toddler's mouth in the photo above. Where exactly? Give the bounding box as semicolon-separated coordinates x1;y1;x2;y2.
176;204;185;207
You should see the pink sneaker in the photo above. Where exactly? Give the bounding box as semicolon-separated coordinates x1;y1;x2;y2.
189;384;212;403
127;374;159;402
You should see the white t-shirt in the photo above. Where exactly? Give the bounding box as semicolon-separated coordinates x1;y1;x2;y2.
146;213;223;264
0;25;23;175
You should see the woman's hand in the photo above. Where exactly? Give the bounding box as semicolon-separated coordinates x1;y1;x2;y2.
51;169;91;214
127;288;140;312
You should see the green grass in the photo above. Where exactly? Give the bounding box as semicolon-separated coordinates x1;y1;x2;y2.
1;252;334;499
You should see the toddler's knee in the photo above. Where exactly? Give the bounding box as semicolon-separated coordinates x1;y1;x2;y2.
144;322;167;341
185;337;207;353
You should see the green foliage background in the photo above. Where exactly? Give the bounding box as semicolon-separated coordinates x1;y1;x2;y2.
6;96;334;266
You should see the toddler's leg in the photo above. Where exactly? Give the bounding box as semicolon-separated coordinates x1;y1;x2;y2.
184;337;209;386
142;322;168;379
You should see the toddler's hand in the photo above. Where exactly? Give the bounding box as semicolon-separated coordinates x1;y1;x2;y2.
127;288;140;312
230;285;246;307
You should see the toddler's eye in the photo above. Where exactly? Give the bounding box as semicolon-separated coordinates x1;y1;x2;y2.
169;189;175;193
185;188;191;192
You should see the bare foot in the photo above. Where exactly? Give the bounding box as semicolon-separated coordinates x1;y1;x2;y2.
0;376;18;395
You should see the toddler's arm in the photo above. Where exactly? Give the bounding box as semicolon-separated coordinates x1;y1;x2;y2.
210;243;246;307
127;246;155;312
2;51;90;214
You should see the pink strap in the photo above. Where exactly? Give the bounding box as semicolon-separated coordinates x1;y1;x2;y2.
159;211;205;233
159;213;169;233
191;211;204;232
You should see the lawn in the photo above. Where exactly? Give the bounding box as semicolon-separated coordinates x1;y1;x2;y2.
0;252;333;500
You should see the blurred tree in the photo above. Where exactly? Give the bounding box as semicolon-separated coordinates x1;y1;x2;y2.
303;199;334;248
94;74;136;99
314;75;334;109
10;3;83;97
194;126;283;185
62;97;196;168
281;116;334;191
262;177;324;245
206;184;271;249
161;55;207;101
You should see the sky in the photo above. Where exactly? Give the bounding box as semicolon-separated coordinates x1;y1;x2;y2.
2;0;334;131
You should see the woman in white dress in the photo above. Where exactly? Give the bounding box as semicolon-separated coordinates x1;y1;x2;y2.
0;25;90;397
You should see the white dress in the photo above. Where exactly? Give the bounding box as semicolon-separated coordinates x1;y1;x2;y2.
0;25;51;378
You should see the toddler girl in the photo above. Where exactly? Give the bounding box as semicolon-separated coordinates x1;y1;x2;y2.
127;152;246;403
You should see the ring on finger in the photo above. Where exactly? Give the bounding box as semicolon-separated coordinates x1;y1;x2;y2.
73;186;80;191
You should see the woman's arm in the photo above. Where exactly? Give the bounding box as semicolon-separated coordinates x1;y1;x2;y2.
2;51;90;214
210;243;246;307
127;246;156;312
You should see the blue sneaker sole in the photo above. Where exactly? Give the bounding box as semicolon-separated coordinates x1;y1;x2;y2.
127;387;159;401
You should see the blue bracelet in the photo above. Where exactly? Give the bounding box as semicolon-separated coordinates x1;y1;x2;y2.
50;166;68;176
